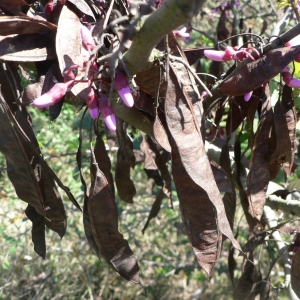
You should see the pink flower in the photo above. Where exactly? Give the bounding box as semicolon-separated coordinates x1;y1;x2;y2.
80;25;96;53
86;88;99;119
282;71;300;88
33;83;68;108
286;35;300;47
173;27;190;42
114;70;134;107
99;94;116;131
244;90;253;102
44;0;54;15
204;48;234;61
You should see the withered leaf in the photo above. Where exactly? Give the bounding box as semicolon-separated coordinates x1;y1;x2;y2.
68;0;96;22
247;84;273;220
220;144;236;229
84;145;139;283
56;5;90;102
153;114;171;153
226;90;261;136
56;5;82;71
172;139;221;274
0;0;28;7
25;204;46;259
242;232;267;253
282;84;297;178
165;63;241;253
16;106;67;238
0;95;45;217
233;260;262;300
291;250;300;297
234;140;260;230
140;135;163;186
210;160;232;194
142;189;165;234
220;46;300;96
0;16;57;36
115;119;136;203
0;34;56;61
270;99;291;164
94;136;114;194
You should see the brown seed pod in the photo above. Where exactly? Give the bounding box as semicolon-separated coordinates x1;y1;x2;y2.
219;46;300;96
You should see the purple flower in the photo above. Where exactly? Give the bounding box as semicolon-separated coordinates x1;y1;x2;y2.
282;71;300;88
33;83;68;108
173;27;191;42
87;88;99;119
114;70;134;107
99;94;116;131
244;90;253;102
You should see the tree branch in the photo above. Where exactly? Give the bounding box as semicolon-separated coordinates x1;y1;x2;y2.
266;195;300;216
122;0;205;75
203;22;300;113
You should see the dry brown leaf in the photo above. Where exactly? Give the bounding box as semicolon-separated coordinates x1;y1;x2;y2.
165;63;241;254
84;139;140;283
247;84;273;220
0;16;57;36
282;84;297;178
0;34;56;61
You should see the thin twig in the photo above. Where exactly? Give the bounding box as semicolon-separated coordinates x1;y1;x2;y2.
169;55;212;96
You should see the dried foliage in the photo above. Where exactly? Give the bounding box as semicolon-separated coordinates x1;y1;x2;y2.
1;0;300;297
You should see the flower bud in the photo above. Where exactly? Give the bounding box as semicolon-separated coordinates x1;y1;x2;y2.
244;90;253;102
99;94;116;131
282;71;300;88
86;88;99;119
33;83;67;108
114;70;134;107
44;0;54;15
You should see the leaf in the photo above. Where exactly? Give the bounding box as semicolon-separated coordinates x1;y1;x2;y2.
282;84;297;178
115;119;136;203
142;189;165;234
16;106;67;238
0;34;56;61
140;135;163;186
0;0;28;7
220;144;236;229
94;135;115;194
25;204;46;259
67;0;96;22
233;260;262;300
242;232;267;253
153;114;171;152
226;90;261;136
269;99;291;164
0;16;57;36
165;62;241;254
56;5;90;102
183;47;209;65
234;140;260;230
210;160;232;194
0;95;45;217
247;84;273;220
84;141;140;283
220;46;300;96
291;250;300;297
172;139;221;274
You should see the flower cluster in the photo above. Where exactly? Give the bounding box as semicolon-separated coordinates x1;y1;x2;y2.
282;35;300;88
32;24;135;131
204;46;260;101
